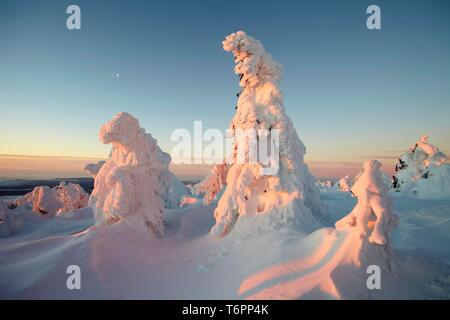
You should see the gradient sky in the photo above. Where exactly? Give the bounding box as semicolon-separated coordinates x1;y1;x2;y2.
0;0;449;179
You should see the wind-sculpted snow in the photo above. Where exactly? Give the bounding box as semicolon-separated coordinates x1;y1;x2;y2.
89;112;165;236
212;31;327;237
393;135;450;199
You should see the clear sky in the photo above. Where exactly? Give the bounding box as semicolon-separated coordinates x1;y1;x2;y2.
0;0;449;179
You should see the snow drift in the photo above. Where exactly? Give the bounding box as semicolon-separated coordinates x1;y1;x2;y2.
393;135;450;199
211;31;327;238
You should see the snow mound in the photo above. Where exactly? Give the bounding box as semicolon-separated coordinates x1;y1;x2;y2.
211;31;327;238
393;135;450;199
89;112;165;236
12;182;89;217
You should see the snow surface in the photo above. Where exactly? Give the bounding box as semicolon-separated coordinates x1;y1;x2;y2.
1;191;450;299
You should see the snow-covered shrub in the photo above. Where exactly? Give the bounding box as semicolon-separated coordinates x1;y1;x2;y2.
211;31;327;237
13;182;89;216
89;112;165;236
393;135;450;199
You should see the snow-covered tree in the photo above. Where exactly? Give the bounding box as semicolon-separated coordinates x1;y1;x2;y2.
337;175;352;192
393;135;450;199
13;182;89;216
193;161;228;205
335;160;397;268
211;31;327;237
84;161;106;178
155;144;191;208
0;201;17;236
89;112;165;236
85;133;190;209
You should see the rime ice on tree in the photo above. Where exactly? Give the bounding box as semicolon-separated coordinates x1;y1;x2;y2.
89;112;165;236
211;31;327;237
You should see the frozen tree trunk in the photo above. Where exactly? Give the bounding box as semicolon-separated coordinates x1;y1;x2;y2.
211;31;327;237
89;112;165;236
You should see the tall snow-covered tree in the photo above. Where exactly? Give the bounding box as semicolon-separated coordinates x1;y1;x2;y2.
211;31;327;237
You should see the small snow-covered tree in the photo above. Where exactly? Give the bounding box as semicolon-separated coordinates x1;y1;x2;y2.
337;175;352;192
0;201;17;236
193;161;228;205
335;160;397;268
393;135;450;199
211;31;327;237
89;112;165;236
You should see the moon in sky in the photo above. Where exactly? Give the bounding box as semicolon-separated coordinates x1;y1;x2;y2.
116;73;120;78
